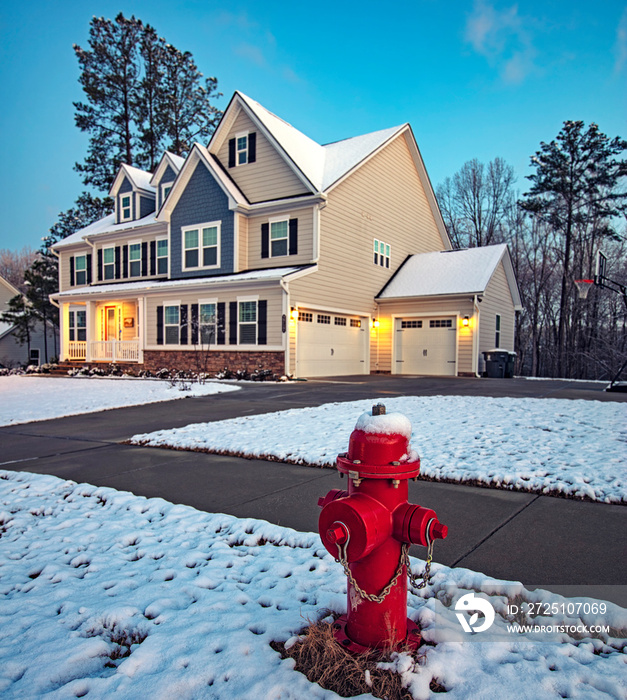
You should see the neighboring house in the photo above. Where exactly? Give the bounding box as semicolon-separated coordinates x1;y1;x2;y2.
50;91;521;378
0;275;58;367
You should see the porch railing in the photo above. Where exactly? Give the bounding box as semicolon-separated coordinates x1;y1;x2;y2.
90;340;140;362
68;341;87;360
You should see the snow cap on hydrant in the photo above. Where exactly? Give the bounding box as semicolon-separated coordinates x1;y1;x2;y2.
318;403;448;653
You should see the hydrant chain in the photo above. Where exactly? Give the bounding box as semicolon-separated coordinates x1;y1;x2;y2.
335;541;406;604
403;540;435;592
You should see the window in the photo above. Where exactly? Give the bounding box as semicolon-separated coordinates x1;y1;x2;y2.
75;255;87;285
68;309;86;342
199;303;216;344
374;239;391;268
298;311;312;322
317;314;331;325
239;301;257;344
237;134;248;165
183;223;220;269
103;247;115;280
270;220;288;257
161;182;173;205
350;319;361;328
121;195;132;221
402;320;423;329
334;317;347;326
164;305;179;345
129;243;141;277
157;239;168;275
430;319;452;328
495;315;501;347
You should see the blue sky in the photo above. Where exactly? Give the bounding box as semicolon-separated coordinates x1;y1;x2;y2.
0;1;625;252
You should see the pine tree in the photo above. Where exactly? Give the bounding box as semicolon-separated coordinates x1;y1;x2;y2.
520;121;627;377
74;14;144;190
0;293;36;360
73;14;222;189
42;193;114;252
159;44;221;156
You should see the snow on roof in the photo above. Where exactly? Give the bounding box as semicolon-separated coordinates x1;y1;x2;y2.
378;244;509;299
53;212;162;249
237;92;325;191
0;320;14;339
321;125;405;190
236;92;403;193
53;266;309;299
122;164;155;192
166;152;185;171
194;144;248;204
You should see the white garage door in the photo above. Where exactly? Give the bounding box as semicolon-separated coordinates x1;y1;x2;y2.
296;310;368;377
395;317;457;375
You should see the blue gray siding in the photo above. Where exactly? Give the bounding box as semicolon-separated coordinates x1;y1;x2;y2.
170;161;234;278
140;194;156;219
157;165;177;209
118;177;134;222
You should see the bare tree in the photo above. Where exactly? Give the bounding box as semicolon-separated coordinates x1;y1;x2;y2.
0;247;38;292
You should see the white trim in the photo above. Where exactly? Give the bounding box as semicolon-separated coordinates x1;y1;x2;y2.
181;221;221;271
144;344;285;353
269;217;289;259
119;193;133;223
294;302;371;318
235;131;250;166
160;181;174;207
236;294;259;302
155;236;169;276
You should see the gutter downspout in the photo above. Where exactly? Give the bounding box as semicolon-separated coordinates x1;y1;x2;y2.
280;278;290;376
473;294;481;378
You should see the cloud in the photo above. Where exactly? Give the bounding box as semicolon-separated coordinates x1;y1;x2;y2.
465;0;537;84
235;43;267;68
615;7;627;74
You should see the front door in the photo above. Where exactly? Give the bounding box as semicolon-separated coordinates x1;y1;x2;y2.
105;306;118;341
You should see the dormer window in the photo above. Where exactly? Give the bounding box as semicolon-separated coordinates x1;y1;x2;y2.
228;132;257;168
237;134;249;165
161;182;173;206
120;195;132;221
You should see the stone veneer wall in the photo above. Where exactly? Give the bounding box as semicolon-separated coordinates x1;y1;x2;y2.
143;350;285;375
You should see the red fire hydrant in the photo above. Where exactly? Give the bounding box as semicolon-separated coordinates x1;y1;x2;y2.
318;404;447;652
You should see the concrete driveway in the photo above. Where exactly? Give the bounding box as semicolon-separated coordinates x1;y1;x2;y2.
1;375;625;607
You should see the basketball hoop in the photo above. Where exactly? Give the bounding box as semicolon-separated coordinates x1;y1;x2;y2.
574;279;594;300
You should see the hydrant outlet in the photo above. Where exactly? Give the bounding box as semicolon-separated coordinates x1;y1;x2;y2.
327;523;348;545
431;522;448;540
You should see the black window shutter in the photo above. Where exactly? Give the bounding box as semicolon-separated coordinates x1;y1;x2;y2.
191;304;199;345
142;242;148;276
180;304;188;345
156;306;164;345
228;138;236;168
248;132;256;163
217;302;226;345
97;249;103;281
258;300;267;345
261;223;269;259
115;246;121;279
289;219;298;255
69;256;75;286
229;301;238;345
122;245;129;279
86;254;92;284
150;241;156;276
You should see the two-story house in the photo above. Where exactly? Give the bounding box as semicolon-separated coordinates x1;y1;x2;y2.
51;91;521;378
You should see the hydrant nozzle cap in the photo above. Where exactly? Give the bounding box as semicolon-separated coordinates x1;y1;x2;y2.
372;403;386;416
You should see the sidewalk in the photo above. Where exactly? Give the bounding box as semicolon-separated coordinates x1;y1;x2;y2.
1;375;625;606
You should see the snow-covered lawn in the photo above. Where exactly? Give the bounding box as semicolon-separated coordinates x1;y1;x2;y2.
0;376;239;426
131;396;627;504
1;470;625;700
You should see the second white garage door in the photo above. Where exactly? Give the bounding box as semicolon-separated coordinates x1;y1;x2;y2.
394;317;457;375
296;310;368;377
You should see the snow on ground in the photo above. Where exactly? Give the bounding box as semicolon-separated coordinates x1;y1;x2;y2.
1;470;625;700
0;376;239;426
131;396;627;504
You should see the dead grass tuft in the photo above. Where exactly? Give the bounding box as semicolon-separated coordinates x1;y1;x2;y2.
271;617;446;698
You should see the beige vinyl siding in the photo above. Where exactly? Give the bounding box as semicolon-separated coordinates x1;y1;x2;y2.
145;284;284;349
290;132;446;312
247;207;315;269
376;297;474;374
480;262;516;352
121;301;138;341
237;214;249;271
216;110;310;203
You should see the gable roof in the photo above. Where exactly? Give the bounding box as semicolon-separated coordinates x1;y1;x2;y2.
109;163;155;197
377;244;522;308
149;152;186;188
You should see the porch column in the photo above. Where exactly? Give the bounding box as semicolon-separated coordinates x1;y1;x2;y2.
137;297;144;363
85;301;96;362
59;303;67;362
